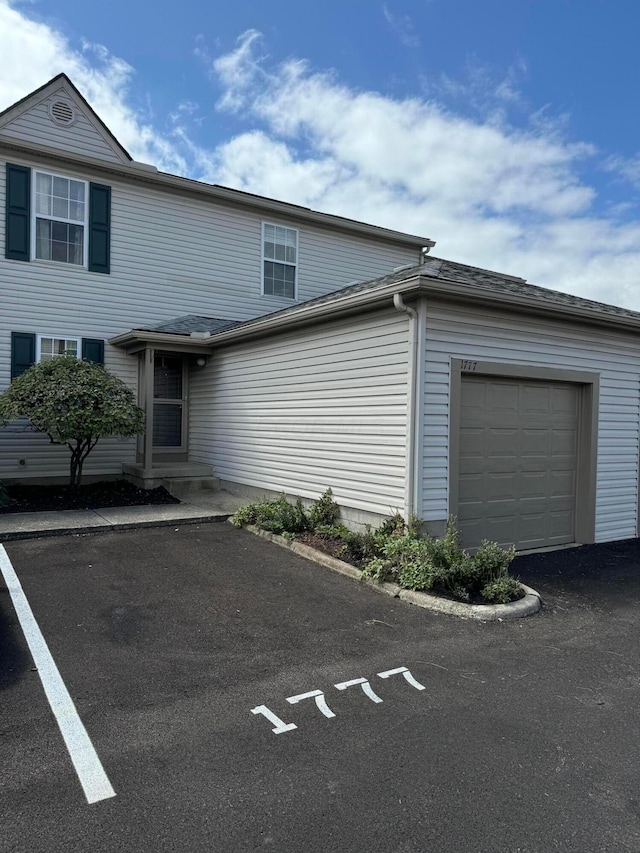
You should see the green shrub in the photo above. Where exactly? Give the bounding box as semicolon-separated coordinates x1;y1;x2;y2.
481;576;522;604
338;527;381;567
314;523;350;540
361;517;520;604
0;481;10;509
377;512;407;537
308;488;341;529
231;494;308;535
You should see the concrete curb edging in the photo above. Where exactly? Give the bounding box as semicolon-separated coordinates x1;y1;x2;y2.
236;523;542;620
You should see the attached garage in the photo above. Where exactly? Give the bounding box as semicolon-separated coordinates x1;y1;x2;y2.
453;370;596;551
114;255;640;553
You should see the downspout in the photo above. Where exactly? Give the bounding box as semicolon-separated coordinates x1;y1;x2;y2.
393;293;419;523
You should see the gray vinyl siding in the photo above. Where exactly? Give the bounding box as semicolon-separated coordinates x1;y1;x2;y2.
0;149;418;480
422;301;640;544
0;99;125;164
189;310;410;517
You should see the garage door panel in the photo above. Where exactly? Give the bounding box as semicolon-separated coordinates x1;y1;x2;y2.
551;429;578;455
458;375;579;550
553;386;580;415
522;385;551;414
487;382;520;413
550;470;575;497
521;429;549;454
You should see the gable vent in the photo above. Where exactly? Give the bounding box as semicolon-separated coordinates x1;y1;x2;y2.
49;99;77;127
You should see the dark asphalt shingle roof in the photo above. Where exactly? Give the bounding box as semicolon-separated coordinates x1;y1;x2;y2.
144;256;640;342
200;255;640;338
145;315;243;334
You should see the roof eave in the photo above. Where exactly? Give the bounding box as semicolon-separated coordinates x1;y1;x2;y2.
0;136;434;249
109;329;212;353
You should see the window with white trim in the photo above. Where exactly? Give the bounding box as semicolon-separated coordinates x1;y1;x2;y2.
36;335;80;362
33;171;87;266
262;223;298;299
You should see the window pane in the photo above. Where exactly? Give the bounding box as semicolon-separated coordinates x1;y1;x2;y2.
284;265;295;283
285;246;296;263
35;219;51;260
50;221;69;263
275;226;286;243
69;181;85;202
64;339;78;356
36;192;52;216
52;176;69;200
36;173;52;194
69;200;85;222
153;404;183;447
68;226;84;265
264;241;275;260
53;195;69;219
154;356;183;399
274;243;286;261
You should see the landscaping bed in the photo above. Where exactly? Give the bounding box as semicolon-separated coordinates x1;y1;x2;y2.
231;489;524;606
0;480;179;513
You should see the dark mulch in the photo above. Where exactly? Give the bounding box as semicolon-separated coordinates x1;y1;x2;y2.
0;480;180;514
296;531;369;567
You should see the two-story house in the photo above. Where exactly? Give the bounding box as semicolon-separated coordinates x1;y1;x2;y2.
3;74;640;552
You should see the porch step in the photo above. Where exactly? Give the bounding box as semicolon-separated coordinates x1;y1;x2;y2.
122;462;215;491
161;476;221;498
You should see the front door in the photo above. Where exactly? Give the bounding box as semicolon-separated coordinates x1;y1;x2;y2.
153;354;187;455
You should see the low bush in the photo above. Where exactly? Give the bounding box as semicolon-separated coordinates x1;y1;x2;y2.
0;481;9;509
231;492;521;605
361;518;519;603
231;493;308;535
308;488;341;528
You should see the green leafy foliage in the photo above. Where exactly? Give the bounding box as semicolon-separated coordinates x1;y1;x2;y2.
231;493;308;535
0;481;9;509
308;488;341;528
231;492;520;606
0;355;145;487
481;576;522;604
362;517;520;603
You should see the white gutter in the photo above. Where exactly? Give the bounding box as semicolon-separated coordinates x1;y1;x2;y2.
393;293;419;523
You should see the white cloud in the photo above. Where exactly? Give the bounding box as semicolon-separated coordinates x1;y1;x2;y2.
0;0;187;173
382;5;421;48
206;30;640;308
2;6;640;310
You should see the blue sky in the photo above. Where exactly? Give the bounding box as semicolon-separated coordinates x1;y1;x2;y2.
2;0;640;308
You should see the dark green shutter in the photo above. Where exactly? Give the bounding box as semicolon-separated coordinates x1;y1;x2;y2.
11;332;36;379
82;338;105;365
88;183;111;273
5;164;31;261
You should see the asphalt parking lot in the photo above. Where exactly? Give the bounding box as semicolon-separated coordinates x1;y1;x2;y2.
2;523;640;853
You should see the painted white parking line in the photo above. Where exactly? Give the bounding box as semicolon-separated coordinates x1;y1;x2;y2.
0;545;116;805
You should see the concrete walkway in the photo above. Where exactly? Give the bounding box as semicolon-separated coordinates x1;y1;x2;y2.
0;489;247;540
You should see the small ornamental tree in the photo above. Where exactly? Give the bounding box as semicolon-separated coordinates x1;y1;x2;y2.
0;355;145;487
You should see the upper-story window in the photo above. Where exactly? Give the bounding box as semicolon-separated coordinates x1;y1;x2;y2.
34;171;87;266
262;223;298;299
5;163;110;273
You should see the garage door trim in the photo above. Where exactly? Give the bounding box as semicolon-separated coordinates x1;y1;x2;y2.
449;359;599;548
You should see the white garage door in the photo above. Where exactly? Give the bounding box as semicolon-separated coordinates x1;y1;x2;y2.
458;375;580;551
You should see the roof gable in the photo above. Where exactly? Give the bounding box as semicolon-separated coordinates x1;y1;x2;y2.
0;74;132;165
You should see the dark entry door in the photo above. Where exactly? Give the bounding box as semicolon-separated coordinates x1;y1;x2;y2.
153;354;186;452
